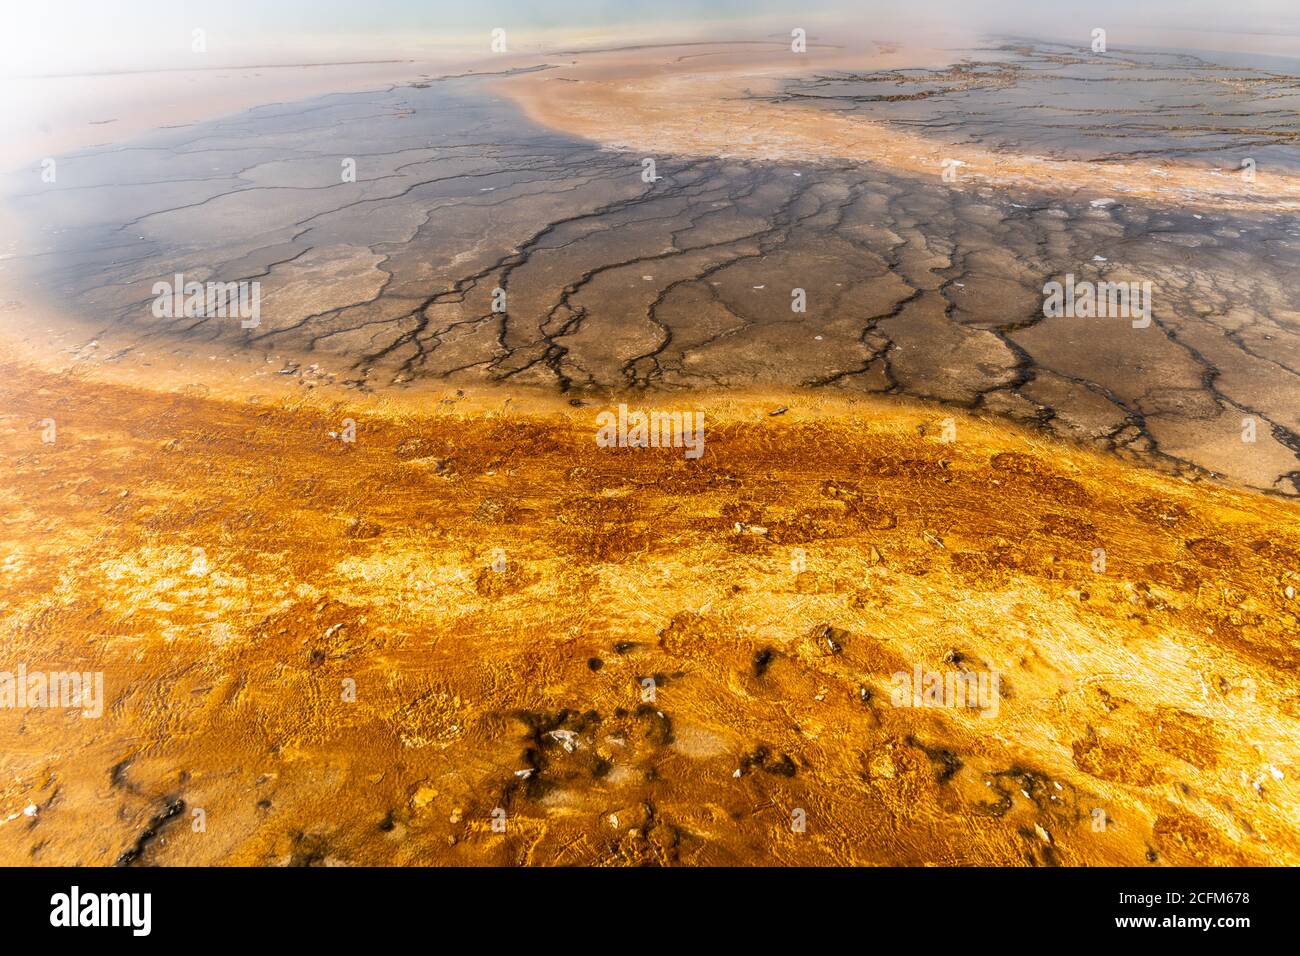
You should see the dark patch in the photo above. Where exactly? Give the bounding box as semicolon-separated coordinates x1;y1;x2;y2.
634;704;674;746
973;779;1015;817
288;831;329;867
635;671;671;690
739;744;798;777
909;736;963;782
115;797;185;866
505;708;612;802
109;758;133;791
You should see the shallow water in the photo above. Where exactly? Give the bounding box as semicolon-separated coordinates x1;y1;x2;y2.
774;41;1300;171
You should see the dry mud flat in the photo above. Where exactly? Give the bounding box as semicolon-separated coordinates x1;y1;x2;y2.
6;44;1300;495
1;360;1297;866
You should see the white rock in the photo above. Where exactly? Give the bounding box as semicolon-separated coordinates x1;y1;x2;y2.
548;729;579;753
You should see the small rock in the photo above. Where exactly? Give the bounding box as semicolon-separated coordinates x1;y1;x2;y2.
548;729;579;753
810;623;845;656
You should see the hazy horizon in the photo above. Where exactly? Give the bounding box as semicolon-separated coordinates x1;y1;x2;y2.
6;1;1300;76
